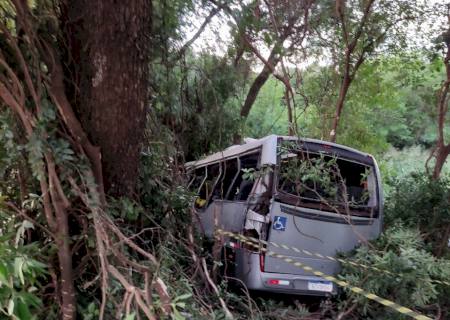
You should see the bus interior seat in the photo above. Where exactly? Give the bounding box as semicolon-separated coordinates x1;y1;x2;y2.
235;180;254;201
347;186;364;203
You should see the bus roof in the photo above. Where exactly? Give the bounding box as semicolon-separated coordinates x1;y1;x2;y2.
185;134;373;169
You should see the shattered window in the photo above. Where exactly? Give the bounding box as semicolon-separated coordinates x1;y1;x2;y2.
277;148;378;216
227;153;259;201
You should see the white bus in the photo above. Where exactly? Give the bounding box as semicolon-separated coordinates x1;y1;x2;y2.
186;135;383;296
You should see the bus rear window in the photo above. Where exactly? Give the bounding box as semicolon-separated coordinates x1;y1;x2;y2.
276;152;378;216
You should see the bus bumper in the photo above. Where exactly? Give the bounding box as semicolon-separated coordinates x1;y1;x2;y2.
236;252;338;296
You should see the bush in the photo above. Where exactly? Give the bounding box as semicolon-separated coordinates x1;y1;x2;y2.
336;172;450;319
338;226;450;319
0;218;47;319
384;172;450;256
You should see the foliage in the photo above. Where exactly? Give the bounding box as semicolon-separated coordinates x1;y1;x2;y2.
380;146;450;193
0;216;46;320
384;172;450;256
247;53;445;156
255;298;311;320
338;226;450;319
244;78;287;138
279;153;340;200
0;111;47;319
337;171;450;317
138;136;194;226
242;165;273;182
151;52;245;160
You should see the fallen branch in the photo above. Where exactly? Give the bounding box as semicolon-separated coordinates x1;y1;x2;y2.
201;258;233;319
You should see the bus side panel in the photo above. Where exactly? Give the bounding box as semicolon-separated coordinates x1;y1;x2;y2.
198;201;247;238
264;201;381;275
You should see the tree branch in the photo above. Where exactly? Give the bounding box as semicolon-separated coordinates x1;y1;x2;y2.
174;5;223;60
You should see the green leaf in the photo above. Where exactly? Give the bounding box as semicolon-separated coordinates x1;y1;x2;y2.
172;308;185;320
14;257;25;285
16;299;32;320
7;298;14;316
0;263;9;286
0;195;8;206
124;312;135;320
172;293;192;302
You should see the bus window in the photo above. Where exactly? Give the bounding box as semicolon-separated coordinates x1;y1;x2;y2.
189;167;206;193
227;153;259;201
217;158;239;200
277;152;378;216
196;163;221;208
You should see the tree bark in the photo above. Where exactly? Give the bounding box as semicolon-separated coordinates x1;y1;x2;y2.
433;145;450;179
49;170;76;320
431;37;450;180
240;50;281;118
328;0;374;142
63;0;151;197
285;86;295;135
329;73;351;142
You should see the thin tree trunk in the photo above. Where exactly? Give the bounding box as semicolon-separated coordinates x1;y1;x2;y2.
233;46;282;143
47;155;76;320
54;212;75;320
432;35;450;179
329;74;351;142
433;145;450;179
329;0;374;142
240;52;281;118
436;223;450;257
285;87;294;135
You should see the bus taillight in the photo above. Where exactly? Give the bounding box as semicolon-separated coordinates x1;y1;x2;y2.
268;279;290;286
260;253;265;272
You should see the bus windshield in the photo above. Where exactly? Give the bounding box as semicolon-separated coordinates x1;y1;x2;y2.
276;151;378;217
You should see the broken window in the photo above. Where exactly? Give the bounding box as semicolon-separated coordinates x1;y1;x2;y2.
227;152;260;201
196;163;221;209
277;151;378;216
188;167;206;193
215;158;239;200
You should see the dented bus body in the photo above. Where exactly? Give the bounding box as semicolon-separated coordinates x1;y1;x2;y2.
186;135;383;296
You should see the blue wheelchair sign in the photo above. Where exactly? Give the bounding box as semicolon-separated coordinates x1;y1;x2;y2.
273;216;287;231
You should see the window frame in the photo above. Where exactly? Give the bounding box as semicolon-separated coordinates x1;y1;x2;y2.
190;147;263;203
274;150;379;218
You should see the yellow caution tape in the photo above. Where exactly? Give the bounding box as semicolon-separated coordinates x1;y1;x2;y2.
233;231;450;288
216;229;433;320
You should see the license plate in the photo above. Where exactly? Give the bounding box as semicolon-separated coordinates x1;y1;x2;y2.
307;280;333;292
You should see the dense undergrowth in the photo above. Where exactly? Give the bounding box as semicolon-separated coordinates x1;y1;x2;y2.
1;102;450;320
336;172;450;319
3;119;450;319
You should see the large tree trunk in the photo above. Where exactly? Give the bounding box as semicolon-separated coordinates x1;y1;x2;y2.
63;0;151;197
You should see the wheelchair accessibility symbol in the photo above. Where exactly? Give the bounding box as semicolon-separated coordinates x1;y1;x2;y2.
273;216;287;231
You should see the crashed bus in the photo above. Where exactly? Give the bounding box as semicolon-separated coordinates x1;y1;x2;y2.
186;135;383;296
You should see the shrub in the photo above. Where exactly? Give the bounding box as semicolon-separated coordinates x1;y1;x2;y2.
384;172;450;256
338;226;450;319
0;218;47;319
